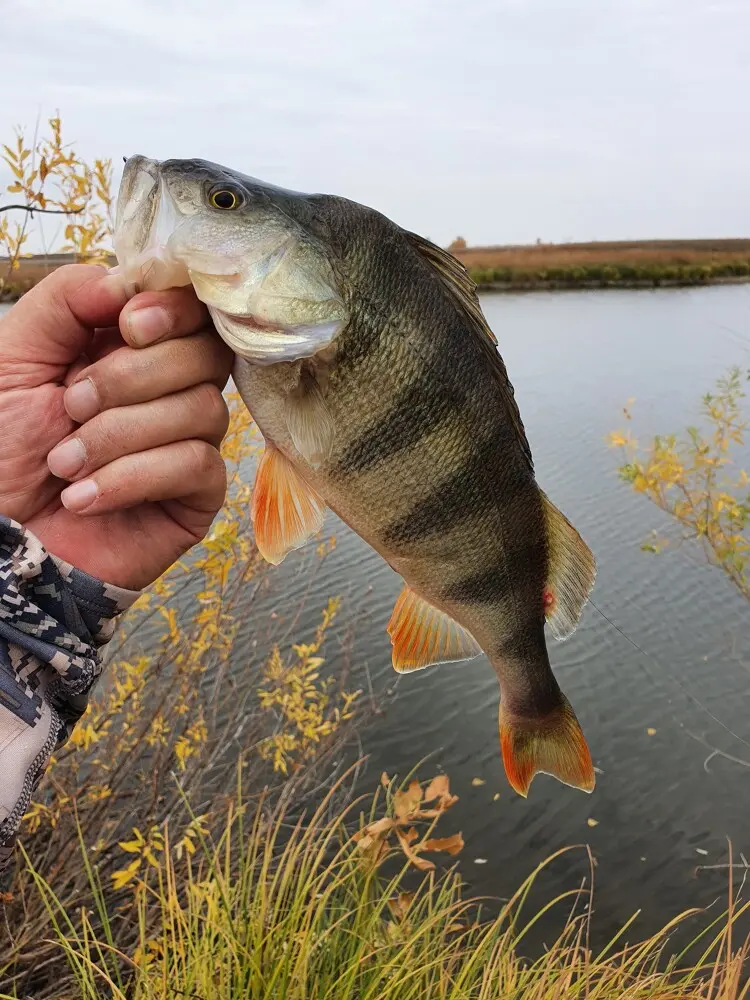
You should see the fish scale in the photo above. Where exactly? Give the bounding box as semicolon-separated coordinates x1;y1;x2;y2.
114;155;597;798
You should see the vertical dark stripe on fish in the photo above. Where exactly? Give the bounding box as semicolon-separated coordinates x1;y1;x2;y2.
441;565;512;604
337;379;460;474
382;433;525;546
440;534;546;605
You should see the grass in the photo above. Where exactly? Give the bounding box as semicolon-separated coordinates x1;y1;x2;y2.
12;770;750;1000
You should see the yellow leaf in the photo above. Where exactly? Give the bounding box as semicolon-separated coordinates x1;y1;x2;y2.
587;818;599;828
422;833;465;856
471;777;485;786
394;780;423;820
647;727;656;736
118;836;143;853
396;827;434;871
111;858;140;889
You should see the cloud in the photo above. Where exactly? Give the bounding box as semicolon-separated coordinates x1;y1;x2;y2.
3;0;750;246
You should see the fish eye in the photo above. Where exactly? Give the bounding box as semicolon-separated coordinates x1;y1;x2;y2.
209;187;241;210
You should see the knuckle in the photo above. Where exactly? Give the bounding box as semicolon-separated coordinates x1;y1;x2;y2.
192;382;229;432
186;439;225;479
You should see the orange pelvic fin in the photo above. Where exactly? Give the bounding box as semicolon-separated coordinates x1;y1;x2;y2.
499;694;595;797
251;445;326;565
387;585;482;673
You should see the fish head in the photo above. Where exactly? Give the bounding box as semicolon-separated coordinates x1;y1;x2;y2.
114;155;348;364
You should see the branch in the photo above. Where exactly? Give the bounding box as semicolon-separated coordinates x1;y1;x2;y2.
0;203;83;216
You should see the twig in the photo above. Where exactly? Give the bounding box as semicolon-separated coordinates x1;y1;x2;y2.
0;204;82;216
696;853;750;874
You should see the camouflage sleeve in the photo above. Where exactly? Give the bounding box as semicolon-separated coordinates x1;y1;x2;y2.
0;515;140;874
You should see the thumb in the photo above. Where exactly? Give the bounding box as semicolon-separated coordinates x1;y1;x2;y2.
0;264;127;371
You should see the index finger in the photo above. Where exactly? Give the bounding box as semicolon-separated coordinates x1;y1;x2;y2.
119;286;211;349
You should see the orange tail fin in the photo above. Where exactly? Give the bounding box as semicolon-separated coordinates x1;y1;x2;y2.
499;694;595;797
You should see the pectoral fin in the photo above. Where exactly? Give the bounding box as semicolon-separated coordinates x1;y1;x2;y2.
387;586;481;672
541;493;596;640
251;446;326;565
285;371;334;467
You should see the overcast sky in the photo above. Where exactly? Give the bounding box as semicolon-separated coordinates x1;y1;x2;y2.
2;0;749;248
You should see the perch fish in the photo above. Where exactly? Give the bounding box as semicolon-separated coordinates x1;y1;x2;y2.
114;156;597;797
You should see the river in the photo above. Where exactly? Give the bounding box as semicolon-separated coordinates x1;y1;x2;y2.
3;284;749;945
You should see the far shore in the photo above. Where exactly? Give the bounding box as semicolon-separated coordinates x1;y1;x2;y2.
3;238;750;301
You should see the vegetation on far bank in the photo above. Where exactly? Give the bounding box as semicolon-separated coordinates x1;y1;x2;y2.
450;237;750;290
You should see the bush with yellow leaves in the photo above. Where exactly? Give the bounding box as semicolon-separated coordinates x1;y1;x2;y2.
1;115;113;298
0;392;362;996
609;367;749;601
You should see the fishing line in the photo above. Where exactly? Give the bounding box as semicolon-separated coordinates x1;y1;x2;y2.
589;597;750;750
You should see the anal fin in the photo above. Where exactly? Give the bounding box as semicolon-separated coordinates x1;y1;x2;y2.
251;446;326;565
387;585;481;673
541;492;596;640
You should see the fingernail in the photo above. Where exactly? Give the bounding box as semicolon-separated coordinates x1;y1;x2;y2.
126;305;171;346
48;438;86;479
64;379;100;422
61;479;98;512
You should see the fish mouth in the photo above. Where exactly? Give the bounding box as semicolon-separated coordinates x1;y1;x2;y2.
209;306;342;365
114;156;192;296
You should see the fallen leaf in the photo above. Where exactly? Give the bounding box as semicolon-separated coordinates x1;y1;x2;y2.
587;818;599;828
387;891;414;921
474;858;488;864
423;774;449;803
354;816;395;841
423;774;459;811
696;848;708;856
396;827;434;871
493;792;500;801
394;780;423;820
471;777;485;787
422;833;465;856
647;728;656;736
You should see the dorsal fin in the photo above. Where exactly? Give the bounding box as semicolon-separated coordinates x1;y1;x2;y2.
403;231;534;473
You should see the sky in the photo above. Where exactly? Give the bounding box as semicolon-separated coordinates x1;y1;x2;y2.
2;0;750;248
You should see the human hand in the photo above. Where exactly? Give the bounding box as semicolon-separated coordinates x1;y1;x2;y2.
0;264;234;589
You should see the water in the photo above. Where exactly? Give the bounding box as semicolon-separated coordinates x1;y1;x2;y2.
4;285;749;945
238;285;750;945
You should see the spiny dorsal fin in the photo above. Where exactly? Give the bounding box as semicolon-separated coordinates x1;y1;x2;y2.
403;231;533;473
387;585;482;672
540;492;596;640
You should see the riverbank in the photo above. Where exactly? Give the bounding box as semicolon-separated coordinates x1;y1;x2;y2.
4;239;750;300
451;239;750;291
472;271;750;292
